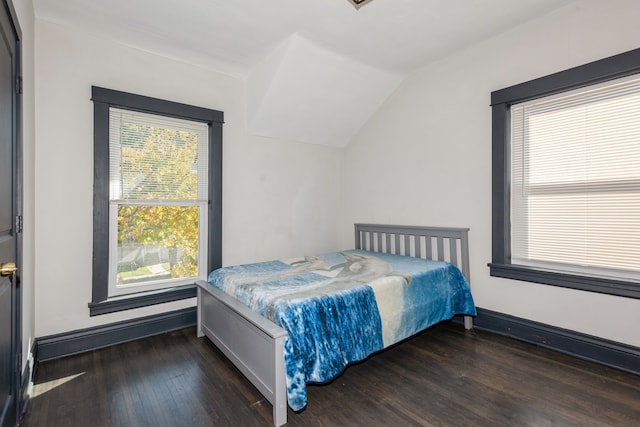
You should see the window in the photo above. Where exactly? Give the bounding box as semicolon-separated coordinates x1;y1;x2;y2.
108;109;210;296
490;48;640;299
90;87;223;315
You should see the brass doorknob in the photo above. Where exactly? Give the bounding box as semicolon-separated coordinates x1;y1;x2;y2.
0;262;17;277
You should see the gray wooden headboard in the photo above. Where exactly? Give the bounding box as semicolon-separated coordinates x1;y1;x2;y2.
354;223;471;282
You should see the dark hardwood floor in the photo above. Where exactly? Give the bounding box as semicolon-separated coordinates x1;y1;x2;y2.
21;323;640;426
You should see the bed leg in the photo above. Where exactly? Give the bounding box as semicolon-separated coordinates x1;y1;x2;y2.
273;336;288;426
464;315;473;330
196;287;204;338
273;399;287;427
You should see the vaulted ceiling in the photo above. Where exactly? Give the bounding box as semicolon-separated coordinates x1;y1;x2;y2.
34;0;572;146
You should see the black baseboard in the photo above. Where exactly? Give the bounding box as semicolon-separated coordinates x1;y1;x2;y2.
35;307;196;362
457;308;640;376
32;305;640;377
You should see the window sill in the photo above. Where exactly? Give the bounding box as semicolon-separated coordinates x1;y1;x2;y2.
488;263;640;299
88;285;197;316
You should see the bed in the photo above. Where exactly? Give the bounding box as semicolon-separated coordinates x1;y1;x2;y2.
195;224;476;426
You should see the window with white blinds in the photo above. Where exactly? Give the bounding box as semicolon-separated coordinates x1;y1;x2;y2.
108;108;209;296
510;73;640;282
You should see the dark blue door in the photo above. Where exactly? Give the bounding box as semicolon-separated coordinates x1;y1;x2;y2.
0;1;19;426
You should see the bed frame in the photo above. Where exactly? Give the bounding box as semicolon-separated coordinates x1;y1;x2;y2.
196;224;473;426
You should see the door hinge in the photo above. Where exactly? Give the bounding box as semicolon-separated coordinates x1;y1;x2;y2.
15;215;22;234
15;75;22;95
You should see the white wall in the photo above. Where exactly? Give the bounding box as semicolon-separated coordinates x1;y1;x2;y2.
343;0;640;347
34;20;343;337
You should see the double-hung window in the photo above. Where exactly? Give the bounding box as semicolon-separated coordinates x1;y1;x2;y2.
490;48;640;299
91;87;223;315
108;108;209;296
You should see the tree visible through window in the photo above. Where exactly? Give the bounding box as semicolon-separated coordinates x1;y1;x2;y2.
110;109;209;294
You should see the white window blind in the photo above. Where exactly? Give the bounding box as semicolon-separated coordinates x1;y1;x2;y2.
511;73;640;281
109;108;209;201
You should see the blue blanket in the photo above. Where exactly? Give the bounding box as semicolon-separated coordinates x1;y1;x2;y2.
207;250;476;411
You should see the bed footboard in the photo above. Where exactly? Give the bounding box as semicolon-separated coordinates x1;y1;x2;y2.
196;281;288;426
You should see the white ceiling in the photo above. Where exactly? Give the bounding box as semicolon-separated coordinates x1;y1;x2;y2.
34;0;572;146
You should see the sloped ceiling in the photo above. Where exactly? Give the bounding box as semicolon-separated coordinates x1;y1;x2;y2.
33;0;572;147
247;34;403;147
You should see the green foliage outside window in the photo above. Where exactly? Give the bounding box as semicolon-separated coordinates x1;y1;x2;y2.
116;124;202;284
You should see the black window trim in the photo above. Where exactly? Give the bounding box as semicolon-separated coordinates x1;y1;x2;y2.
489;48;640;300
89;86;223;315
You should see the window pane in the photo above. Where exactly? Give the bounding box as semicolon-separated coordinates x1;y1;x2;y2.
119;124;199;200
116;205;199;286
109;108;209;201
512;193;640;275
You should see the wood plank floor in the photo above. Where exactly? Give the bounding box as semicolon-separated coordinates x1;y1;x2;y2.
22;323;640;426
